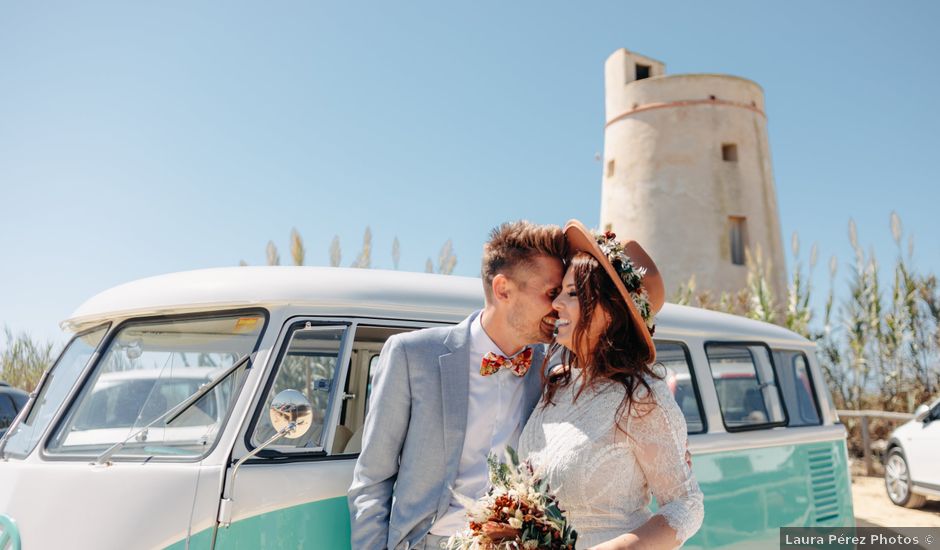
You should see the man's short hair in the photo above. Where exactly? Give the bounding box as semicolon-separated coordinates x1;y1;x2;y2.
481;220;566;300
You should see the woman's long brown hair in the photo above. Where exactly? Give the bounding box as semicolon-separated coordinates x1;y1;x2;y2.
541;252;662;425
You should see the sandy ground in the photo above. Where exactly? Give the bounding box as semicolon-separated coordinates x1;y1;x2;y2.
852;474;940;527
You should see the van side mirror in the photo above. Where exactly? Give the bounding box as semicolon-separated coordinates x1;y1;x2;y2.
269;389;314;438
913;404;930;422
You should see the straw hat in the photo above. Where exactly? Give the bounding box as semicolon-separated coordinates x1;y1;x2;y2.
563;219;665;362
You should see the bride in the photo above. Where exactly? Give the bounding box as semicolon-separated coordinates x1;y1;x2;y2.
517;220;704;549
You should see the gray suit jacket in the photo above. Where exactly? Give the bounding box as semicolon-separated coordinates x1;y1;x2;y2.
348;311;545;550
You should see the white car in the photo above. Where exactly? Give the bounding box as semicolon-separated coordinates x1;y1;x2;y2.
885;396;940;507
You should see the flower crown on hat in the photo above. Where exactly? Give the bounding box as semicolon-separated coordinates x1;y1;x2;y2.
594;230;656;333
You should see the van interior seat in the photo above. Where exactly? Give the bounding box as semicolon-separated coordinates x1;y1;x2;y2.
344;427;363;454
332;425;353;454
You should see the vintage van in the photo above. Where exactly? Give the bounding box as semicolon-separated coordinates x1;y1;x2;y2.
0;267;853;549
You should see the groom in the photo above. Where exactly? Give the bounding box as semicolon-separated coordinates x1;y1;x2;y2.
348;221;566;550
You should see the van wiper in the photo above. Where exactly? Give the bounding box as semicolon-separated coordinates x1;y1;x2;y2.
93;353;253;466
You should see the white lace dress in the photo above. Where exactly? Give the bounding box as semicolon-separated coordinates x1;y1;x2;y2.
517;372;704;548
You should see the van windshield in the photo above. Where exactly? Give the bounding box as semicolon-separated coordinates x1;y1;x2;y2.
45;312;265;460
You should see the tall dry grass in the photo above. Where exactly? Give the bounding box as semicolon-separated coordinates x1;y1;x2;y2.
0;326;55;392
675;212;939;416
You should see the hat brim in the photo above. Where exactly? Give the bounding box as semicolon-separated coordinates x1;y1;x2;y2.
563;219;659;363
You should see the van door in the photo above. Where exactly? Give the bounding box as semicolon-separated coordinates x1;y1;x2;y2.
210;320;423;549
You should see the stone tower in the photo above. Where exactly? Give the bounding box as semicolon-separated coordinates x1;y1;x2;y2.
600;48;787;302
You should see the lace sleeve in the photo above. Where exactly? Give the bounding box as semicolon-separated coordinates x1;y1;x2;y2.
626;378;704;545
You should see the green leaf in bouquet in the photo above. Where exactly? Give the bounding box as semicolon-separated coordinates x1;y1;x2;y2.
505;445;520;467
487;452;511;487
545;503;564;522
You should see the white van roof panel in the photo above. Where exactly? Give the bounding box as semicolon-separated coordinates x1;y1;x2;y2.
655;304;810;345
64;267;484;331
63;266;809;346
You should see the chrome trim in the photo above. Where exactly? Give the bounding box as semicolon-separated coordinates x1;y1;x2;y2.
689;424;846;455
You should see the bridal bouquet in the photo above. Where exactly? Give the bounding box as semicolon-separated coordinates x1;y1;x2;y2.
444;448;577;550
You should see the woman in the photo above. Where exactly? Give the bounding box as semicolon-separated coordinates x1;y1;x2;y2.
517;220;704;549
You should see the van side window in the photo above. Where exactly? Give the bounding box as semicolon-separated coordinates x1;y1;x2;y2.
251;324;347;451
772;350;821;426
705;343;787;430
654;341;706;434
330;325;415;456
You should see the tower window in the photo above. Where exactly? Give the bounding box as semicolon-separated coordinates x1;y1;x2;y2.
722;143;738;162
729;216;747;265
606;159;615;177
635;64;651;80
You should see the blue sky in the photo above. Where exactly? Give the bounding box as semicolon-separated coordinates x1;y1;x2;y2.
1;1;938;344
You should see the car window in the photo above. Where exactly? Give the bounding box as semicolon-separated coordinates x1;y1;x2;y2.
251;324;347;452
0;395;18;431
46;313;265;460
654;341;705;434
333;326;417;456
772;349;821;426
706;343;787;430
6;389;28;411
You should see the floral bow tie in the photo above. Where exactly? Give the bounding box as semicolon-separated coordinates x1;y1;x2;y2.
480;348;533;377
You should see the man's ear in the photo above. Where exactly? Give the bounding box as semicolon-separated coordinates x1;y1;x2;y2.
491;273;512;302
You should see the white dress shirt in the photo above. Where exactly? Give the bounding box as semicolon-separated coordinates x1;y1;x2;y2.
429;314;530;536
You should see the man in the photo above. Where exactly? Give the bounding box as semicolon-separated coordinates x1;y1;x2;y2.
348;221;566;550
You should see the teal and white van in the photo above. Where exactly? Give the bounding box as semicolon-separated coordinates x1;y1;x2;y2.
0;267;853;549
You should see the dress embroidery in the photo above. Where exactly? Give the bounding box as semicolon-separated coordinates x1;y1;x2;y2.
517;373;704;547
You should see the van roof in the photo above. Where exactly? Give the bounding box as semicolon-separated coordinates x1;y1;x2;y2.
63;266;808;346
64;267;483;331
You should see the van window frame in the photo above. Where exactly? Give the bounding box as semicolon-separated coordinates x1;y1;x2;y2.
40;308;269;463
704;340;790;432
240;316;446;464
243;319;353;458
772;348;823;427
653;339;708;435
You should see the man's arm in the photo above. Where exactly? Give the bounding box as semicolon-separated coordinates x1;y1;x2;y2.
348;334;412;549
